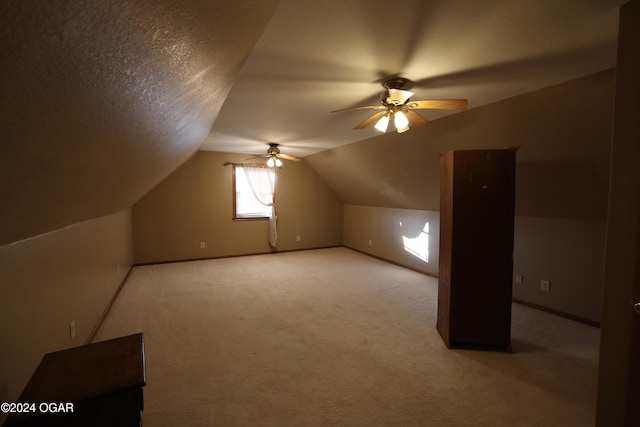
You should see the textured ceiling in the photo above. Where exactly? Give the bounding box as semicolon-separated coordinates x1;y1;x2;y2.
201;0;624;159
0;0;278;246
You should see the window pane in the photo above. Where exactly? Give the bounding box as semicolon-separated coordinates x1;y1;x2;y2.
235;166;271;218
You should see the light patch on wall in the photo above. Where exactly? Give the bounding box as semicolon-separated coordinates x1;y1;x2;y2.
400;221;429;263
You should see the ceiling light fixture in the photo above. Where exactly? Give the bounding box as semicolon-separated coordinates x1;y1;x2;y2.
373;83;416;134
394;111;410;133
331;77;468;133
248;143;300;167
388;88;415;104
374;109;410;134
374;113;390;132
266;155;283;168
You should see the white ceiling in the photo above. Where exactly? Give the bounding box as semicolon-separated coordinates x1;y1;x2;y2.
201;0;623;159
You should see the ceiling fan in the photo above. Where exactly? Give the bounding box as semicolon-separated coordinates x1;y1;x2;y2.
248;143;301;167
331;77;468;133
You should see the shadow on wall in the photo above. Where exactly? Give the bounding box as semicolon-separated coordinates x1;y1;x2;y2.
515;160;608;220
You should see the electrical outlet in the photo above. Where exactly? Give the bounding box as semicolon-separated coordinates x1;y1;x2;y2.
200;241;206;249
368;239;373;246
296;235;301;242
541;280;550;292
515;274;523;285
69;320;76;339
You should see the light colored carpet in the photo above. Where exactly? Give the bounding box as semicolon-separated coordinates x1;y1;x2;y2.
93;247;600;426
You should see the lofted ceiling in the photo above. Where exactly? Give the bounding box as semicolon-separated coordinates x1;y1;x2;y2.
202;0;624;159
0;0;279;246
0;0;626;246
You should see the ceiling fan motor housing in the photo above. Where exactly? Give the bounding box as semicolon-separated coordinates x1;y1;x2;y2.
383;77;410;90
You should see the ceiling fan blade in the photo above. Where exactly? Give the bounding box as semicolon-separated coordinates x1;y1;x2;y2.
354;111;387;129
404;110;430;128
408;99;468;110
330;105;386;113
279;154;301;162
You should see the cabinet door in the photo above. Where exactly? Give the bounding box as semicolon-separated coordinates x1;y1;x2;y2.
451;150;515;347
438;149;515;350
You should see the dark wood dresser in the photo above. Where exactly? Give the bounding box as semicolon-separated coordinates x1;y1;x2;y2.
437;149;516;352
4;333;145;426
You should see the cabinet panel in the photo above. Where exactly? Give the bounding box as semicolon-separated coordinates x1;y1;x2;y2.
437;149;516;351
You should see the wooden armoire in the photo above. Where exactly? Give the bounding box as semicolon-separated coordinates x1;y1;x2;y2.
437;148;516;352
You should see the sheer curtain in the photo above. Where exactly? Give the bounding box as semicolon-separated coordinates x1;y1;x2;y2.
242;163;277;248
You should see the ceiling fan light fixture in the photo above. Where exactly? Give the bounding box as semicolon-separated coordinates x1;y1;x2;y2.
331;76;467;134
387;88;414;105
267;155;282;168
394;111;410;133
248;143;300;166
374;114;390;132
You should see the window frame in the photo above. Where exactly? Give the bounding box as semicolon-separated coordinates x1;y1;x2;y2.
232;164;274;221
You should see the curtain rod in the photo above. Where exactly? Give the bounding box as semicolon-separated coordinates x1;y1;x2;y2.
223;161;272;166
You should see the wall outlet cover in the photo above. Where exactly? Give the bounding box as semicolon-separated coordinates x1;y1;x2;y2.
541;280;550;292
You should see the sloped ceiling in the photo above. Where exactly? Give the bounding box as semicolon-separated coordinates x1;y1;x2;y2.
0;0;278;246
304;69;615;215
202;0;624;159
0;0;625;247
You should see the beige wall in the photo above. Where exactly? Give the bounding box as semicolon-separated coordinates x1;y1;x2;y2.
132;151;343;264
343;210;606;324
513;217;606;322
309;70;614;324
0;209;133;420
343;206;606;323
344;205;440;277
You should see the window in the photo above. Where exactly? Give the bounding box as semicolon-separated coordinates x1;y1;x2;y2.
233;164;274;219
